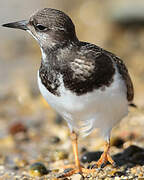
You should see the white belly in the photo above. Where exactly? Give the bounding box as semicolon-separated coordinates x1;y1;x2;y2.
37;70;128;139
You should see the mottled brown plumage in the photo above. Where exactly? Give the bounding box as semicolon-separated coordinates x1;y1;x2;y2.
39;40;133;102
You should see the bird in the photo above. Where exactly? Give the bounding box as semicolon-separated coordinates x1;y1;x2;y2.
2;8;134;177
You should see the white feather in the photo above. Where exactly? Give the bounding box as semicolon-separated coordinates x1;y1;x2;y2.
37;69;128;140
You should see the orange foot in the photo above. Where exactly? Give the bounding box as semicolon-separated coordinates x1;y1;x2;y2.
96;152;115;167
96;141;115;168
57;131;96;178
58;164;95;178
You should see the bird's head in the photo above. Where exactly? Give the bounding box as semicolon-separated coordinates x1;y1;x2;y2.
2;8;78;49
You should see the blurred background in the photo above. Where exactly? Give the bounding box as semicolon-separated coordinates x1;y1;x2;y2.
0;0;144;179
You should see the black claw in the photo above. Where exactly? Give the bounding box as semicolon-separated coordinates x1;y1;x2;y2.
112;162;118;168
87;165;91;169
88;164;97;169
78;173;84;179
100;163;106;168
63;168;73;173
78;171;84;176
56;173;65;178
56;168;74;178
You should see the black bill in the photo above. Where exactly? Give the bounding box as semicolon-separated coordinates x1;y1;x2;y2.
2;20;29;30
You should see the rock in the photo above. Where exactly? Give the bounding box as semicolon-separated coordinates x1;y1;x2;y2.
29;162;49;177
54;114;64;125
9;122;27;136
0;135;15;149
50;136;61;144
130;152;144;165
63;168;73;174
52;150;68;161
80;147;87;153
110;137;124;148
113;170;126;177
71;174;84;180
81;151;102;163
122;145;144;158
113;145;144;166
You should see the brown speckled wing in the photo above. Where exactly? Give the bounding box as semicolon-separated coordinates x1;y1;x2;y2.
62;51;115;95
70;58;95;81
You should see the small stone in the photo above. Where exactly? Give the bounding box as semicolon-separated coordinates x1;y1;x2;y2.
29;162;49;177
9;122;27;136
53;150;68;161
81;151;102;163
110;137;124;148
109;169;118;176
0;135;15;149
138;172;144;177
131;168;137;175
122;145;144;159
138;177;144;180
63;168;73;173
15;159;28;168
113;171;126;177
50;136;61;144
52;169;59;173
71;174;84;180
114;177;121;180
113;145;144;166
80;147;87;153
130;152;144;164
54;114;64;125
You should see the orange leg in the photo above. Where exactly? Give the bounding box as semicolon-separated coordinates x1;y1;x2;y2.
71;131;81;171
59;131;95;178
96;141;115;167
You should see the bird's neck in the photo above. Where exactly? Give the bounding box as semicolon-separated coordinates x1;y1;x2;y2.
40;39;79;65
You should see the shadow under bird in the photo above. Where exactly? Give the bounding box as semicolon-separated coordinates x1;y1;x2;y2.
2;8;134;177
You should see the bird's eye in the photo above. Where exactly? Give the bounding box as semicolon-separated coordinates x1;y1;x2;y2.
35;24;47;31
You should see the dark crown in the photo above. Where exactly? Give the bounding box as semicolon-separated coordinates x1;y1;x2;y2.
29;8;77;41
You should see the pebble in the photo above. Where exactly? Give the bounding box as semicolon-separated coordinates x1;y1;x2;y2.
0;135;15;149
80;147;87;153
50;136;61;144
54;114;64;125
113;170;126;177
15;159;28;168
52;150;68;161
9;122;27;136
63;168;73;174
122;145;144;158
130;152;144;164
138;178;144;180
29;162;49;177
110;137;124;148
71;174;84;180
81;151;102;163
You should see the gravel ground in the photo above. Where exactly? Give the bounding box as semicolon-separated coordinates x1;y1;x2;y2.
0;88;143;180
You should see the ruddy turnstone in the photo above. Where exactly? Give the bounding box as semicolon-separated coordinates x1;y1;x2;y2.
3;8;134;177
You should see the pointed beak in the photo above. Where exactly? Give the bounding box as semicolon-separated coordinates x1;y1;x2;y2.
2;20;29;31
